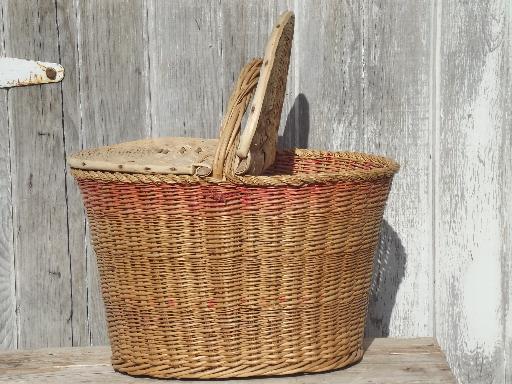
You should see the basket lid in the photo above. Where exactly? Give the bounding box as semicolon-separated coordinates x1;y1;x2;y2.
68;137;218;175
234;11;294;175
69;11;294;178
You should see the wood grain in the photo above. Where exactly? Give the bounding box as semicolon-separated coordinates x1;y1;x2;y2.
0;338;456;383
501;3;511;381
77;0;150;345
295;0;433;338
54;0;88;347
147;0;224;138
0;0;16;350
435;1;510;383
5;0;72;348
504;23;512;380
295;0;364;152
148;1;294;141
362;0;433;338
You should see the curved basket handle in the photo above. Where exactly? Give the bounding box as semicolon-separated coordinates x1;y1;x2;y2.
212;59;262;179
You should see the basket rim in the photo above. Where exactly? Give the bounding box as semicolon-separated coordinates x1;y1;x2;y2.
70;148;399;187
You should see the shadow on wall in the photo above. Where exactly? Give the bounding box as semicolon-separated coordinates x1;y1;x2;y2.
279;96;406;338
278;93;310;149
365;220;407;337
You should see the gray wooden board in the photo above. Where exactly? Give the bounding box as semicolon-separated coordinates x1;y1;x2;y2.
55;0;88;348
435;1;511;383
504;36;512;384
147;0;224;138
0;338;456;383
0;0;16;350
77;0;151;345
148;1;294;140
295;0;365;153
361;0;433;337
5;0;72;348
0;88;16;350
296;0;433;338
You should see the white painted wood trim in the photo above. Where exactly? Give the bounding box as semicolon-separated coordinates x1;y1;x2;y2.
0;58;64;88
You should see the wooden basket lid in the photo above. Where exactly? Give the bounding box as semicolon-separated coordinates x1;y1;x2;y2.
69;11;294;178
235;11;294;175
68;137;218;176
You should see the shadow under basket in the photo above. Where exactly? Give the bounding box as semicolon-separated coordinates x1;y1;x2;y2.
71;149;399;379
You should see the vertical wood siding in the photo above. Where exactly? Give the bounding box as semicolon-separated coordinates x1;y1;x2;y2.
0;1;509;383
361;0;433;338
77;0;151;345
0;0;16;350
435;1;511;383
55;0;87;348
6;0;72;348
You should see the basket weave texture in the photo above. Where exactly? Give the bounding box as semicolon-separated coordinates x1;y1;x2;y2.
72;150;398;379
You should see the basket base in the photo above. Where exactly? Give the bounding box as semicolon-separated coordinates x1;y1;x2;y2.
111;349;364;379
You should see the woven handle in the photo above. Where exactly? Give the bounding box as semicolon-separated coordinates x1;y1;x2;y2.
212;59;262;179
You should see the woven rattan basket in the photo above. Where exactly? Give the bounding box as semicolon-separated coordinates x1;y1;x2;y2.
69;11;399;379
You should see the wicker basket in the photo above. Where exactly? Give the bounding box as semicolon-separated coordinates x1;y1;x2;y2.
69;11;399;379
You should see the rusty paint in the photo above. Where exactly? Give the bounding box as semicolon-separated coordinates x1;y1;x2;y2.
45;68;57;80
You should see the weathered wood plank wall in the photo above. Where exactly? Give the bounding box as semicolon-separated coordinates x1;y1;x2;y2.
0;0;16;350
436;1;512;383
361;0;433;338
0;1;509;383
56;0;86;348
78;0;152;347
6;1;72;348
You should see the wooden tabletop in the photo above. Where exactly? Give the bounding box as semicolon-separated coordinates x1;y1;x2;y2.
0;338;455;383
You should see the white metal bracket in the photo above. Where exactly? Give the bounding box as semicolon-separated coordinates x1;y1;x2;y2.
0;57;64;88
